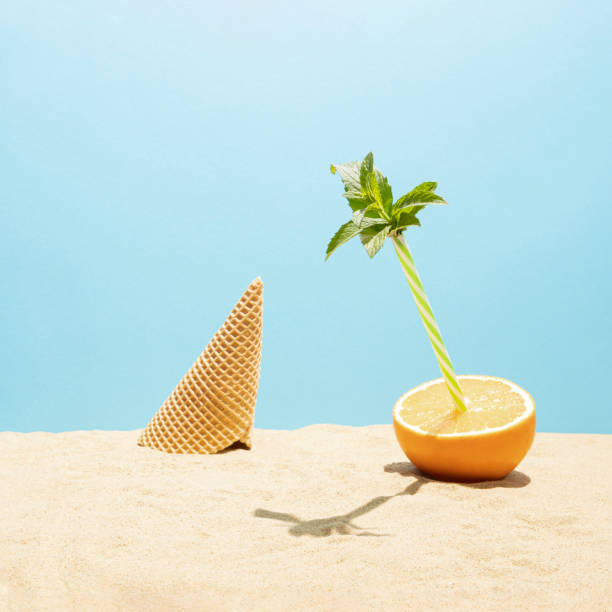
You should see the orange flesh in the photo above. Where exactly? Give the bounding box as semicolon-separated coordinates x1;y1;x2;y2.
396;378;528;434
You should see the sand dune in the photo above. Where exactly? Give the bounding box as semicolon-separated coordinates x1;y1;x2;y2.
1;426;610;611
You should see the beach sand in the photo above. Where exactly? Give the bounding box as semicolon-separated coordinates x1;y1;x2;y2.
1;426;610;611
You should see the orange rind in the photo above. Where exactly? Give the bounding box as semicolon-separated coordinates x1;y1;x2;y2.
393;375;535;482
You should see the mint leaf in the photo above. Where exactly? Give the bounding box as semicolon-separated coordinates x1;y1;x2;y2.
331;156;381;211
360;224;390;258
352;207;368;228
342;189;370;211
414;181;437;192
352;204;385;228
359;152;374;193
375;170;393;215
325;221;362;260
394;210;422;231
394;188;447;212
368;173;382;206
332;154;394;217
330;161;361;193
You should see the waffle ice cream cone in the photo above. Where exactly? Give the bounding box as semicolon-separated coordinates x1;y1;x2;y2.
138;278;263;454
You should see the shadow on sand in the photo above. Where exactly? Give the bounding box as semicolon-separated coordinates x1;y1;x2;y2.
384;462;531;489
217;440;250;453
254;495;398;538
254;463;530;537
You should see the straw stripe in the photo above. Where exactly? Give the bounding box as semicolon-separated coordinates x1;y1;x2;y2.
394;241;463;401
391;234;467;413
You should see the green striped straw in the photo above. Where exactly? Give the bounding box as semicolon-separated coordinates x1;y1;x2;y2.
391;233;468;413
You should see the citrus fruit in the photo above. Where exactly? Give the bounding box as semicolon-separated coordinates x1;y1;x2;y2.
392;375;535;482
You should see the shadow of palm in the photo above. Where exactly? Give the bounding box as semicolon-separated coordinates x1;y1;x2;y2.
254;496;391;537
254;473;428;537
254;461;530;537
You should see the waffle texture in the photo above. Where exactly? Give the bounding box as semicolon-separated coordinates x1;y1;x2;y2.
138;278;263;454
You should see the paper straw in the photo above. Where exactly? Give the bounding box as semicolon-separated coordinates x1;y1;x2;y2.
391;234;467;413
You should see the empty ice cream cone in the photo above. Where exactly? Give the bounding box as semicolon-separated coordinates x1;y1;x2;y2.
138;278;263;454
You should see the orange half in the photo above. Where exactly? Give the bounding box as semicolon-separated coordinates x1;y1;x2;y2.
392;375;536;482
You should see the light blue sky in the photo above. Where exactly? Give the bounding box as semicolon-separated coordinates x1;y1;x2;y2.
2;1;611;433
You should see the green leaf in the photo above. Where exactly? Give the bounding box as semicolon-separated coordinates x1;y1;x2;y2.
341;190;370;211
360;224;390;258
414;181;437;192
394;211;422;231
330;161;362;193
353;206;385;228
392;204;424;222
368;173;382;206
332;156;381;211
331;154;395;217
325;221;362;260
359;152;374;193
375;170;393;215
352;207;367;228
393;188;447;212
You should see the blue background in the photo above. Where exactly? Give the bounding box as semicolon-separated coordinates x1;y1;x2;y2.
2;1;611;433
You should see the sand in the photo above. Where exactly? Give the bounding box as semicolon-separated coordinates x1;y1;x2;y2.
1;426;610;611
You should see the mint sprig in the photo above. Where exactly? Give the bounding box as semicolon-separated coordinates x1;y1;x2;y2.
325;152;468;414
326;153;447;260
